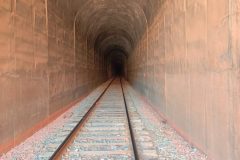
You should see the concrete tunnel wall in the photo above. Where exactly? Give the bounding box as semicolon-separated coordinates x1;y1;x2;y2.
128;1;240;160
0;0;240;160
0;0;107;152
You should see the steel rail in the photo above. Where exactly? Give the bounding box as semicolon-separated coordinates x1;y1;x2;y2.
120;78;139;160
50;79;114;160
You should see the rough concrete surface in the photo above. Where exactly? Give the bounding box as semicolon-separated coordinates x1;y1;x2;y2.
128;1;240;160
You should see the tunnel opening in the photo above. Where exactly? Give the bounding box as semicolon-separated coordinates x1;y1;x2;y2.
106;48;127;78
111;60;124;77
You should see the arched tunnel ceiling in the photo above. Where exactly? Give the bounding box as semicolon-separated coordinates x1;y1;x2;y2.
94;31;133;57
71;0;162;57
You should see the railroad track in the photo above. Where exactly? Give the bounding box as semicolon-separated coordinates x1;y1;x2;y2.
1;78;205;160
50;78;139;160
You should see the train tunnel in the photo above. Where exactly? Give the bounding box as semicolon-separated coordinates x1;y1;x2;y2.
0;0;240;160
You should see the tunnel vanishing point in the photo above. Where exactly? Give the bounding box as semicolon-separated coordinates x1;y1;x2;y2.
0;0;240;160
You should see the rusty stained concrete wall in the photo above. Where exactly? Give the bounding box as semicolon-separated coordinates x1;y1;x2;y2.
128;0;240;160
47;0;106;115
0;0;107;149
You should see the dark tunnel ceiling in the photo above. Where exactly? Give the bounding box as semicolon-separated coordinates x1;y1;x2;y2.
71;0;163;57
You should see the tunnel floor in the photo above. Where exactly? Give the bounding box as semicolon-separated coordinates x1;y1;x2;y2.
1;79;207;160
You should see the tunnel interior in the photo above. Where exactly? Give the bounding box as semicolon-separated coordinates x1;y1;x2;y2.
107;49;126;77
111;62;124;77
72;0;158;80
0;1;239;159
74;0;155;79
